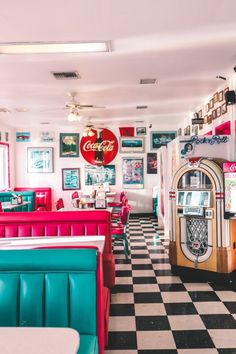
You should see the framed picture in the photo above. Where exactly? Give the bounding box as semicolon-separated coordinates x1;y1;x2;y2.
16;132;31;142
206;103;210;113
150;131;176;149
222;102;227;114
120;137;145;153
40;131;54;142
85;165;116;185
212;109;217;120
204;115;208;124
62;168;80;190
147;153;157;174
191;125;198;135
184;126;190;136
207;114;212;124
216;106;221;118
122;157;144;189
213;92;218;103
177;128;182;136
27;147;54;173
198;110;202;118
95;198;107;209
5;132;9;142
218;90;223;102
209;98;214;109
60;133;80;157
199;124;203;130
136;127;146;136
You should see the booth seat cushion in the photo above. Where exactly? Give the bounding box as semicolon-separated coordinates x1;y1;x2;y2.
79;335;98;354
0;191;34;211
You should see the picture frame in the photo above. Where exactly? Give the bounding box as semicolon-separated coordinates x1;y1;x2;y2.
213;92;218;103
206;103;210;113
60;133;80;157
85;165;116;186
136;127;147;136
218;90;223;102
204;115;208;124
16;132;31;142
120;137;145;153
199;124;203;130
212;109;217;120
147;153;157;174
40;131;55;142
216;106;221;118
198;110;202;118
184;125;190;136
209;98;214;109
62;168;80;190
221;102;227;114
150;131;176;149
27;147;54;173
207;114;212;124
95;198;107;209
122;157;144;189
177;128;182;136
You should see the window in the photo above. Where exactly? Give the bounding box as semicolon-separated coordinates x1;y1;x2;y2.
0;143;9;190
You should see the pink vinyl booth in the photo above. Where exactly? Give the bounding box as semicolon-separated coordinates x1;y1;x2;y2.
0;210;115;289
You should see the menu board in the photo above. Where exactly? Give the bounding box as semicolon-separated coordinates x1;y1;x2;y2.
223;162;236;218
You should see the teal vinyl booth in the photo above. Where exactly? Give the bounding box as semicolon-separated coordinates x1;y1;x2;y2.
0;191;34;211
0;248;103;354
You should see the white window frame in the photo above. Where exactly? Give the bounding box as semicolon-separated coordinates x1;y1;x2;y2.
0;143;10;190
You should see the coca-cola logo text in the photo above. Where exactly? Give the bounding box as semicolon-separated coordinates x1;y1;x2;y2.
83;140;115;152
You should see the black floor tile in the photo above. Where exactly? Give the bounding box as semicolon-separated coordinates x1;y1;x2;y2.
165;302;197;315
108;331;137;350
111;285;133;293
136;315;170;331
159;284;186;292
200;314;236;329
132;254;150;259
132;264;154;270
189;291;221;302
138;351;178;354
133;276;157;284
110;304;135;316
151;258;169;264
131;246;148;250
209;282;233;291
148;249;165;254
218;350;236;354
116;270;133;277
154;270;173;276
134;292;162;303
223;301;236;313
173;330;215;349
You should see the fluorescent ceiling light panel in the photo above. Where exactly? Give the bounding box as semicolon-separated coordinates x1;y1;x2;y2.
0;41;111;54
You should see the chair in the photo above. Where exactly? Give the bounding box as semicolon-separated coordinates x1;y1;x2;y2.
111;205;130;260
56;198;64;210
36;192;47;211
111;196;129;220
107;191;126;208
72;191;80;208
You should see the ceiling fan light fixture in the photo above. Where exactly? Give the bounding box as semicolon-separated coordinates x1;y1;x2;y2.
67;111;81;122
87;129;95;137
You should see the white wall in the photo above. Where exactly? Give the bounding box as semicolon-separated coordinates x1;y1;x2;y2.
0;122;15;188
13;125;162;213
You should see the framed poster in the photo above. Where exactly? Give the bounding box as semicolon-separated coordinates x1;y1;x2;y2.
120;137;145;153
85;165;116;186
60;133;80;157
16;132;31;142
136;127;147;136
62;168;80;190
40;131;55;142
151;131;176;149
27;147;54;173
147;153;157;174
122;157;144;189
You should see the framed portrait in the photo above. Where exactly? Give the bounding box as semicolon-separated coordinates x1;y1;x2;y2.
184;126;190;136
204;115;208;124
147;153;157;174
216;106;221;118
16;132;31;142
218;90;223;102
120;137;145;153
213;92;218;103
206;103;210;113
221;102;227;114
212;109;217;120
40;131;54;142
136;127;147;136
150;131;176;149
85;165;116;186
199;124;203;130
198;110;202;118
177;128;182;136
122;157;144;189
62;168;80;190
27;147;54;173
207;114;212;124
60;133;80;157
209;98;214;109
191;125;198;135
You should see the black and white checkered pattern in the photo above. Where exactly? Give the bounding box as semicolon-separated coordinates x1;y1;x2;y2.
105;215;236;353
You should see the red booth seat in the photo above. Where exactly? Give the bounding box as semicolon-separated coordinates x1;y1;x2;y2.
0;211;115;288
14;187;52;211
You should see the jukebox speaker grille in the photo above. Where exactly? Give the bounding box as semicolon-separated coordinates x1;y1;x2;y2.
186;218;208;256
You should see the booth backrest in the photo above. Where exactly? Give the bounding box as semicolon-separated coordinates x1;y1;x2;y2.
0;248;101;354
14;187;52;211
0;191;34;211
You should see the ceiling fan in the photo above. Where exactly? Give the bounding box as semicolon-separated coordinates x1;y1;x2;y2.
82;117;105;137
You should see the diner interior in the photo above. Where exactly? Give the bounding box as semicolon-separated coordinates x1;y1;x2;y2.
1;0;236;353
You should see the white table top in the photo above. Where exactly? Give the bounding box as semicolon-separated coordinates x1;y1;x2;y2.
59;206;113;212
0;327;79;354
2;201;31;210
0;235;106;253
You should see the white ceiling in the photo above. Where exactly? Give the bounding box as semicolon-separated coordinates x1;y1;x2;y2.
0;0;236;129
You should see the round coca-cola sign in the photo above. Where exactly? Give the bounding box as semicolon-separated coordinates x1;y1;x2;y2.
80;128;118;165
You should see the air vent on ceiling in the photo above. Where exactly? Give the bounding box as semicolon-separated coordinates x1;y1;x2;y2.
51;71;80;80
136;105;148;109
140;78;157;85
40;122;50;125
134;120;144;123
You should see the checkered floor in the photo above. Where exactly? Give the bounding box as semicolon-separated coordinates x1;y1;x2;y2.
105;215;236;354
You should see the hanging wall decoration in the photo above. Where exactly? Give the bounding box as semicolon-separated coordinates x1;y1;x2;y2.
122;157;144;189
85;165;116;185
147;153;157;174
60;133;80;157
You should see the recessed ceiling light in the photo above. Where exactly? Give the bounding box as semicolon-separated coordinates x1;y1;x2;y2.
136;105;148;109
140;79;157;85
0;41;112;54
40;122;50;125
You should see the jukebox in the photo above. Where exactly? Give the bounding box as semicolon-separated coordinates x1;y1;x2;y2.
169;157;236;280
